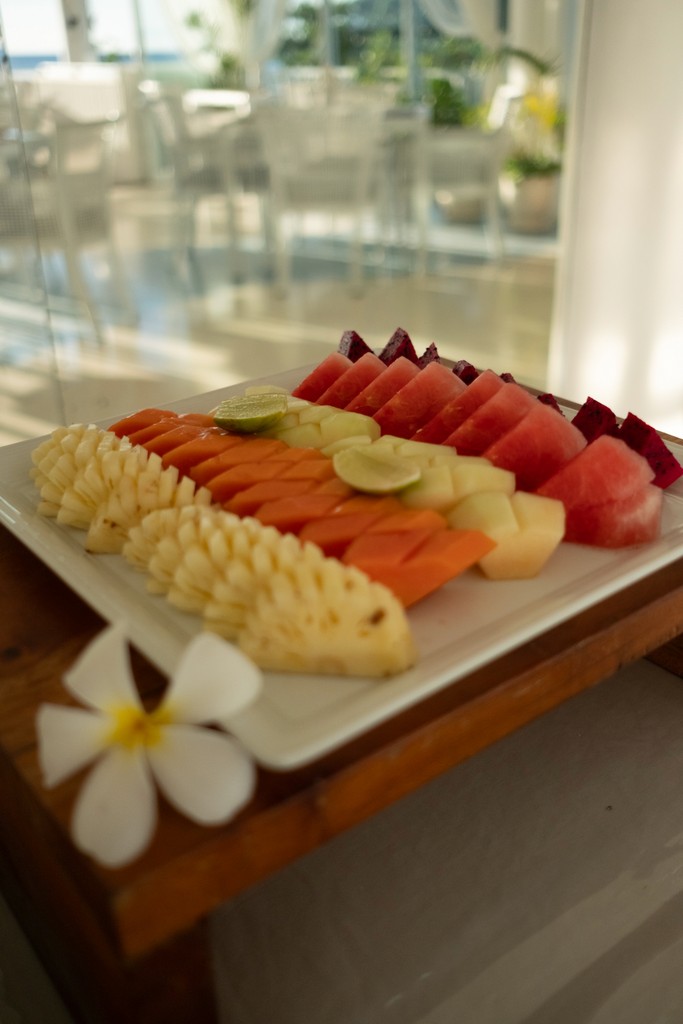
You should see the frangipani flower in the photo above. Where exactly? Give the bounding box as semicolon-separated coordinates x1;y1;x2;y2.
36;623;262;868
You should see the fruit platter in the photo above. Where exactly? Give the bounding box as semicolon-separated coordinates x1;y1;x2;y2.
2;327;683;769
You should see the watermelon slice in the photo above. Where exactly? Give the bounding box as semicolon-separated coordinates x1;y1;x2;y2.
571;397;618;443
292;351;353;401
444;382;536;456
537;435;655;507
338;329;373;362
316;352;386;408
485;401;587;491
564;484;663;547
345;356;420;416
378;327;419;365
372;361;466;439
615;412;683;488
412;369;504;445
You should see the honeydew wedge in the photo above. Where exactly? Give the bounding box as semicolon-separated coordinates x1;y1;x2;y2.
319;411;381;446
320;435;374;457
274;422;324;449
447;459;516;505
447;490;565;579
400;465;459;510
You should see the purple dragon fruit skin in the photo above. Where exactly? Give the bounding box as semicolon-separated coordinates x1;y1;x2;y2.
378;327;419;365
452;359;479;385
537;392;565;416
616;412;683;488
338;329;373;362
571;397;618;443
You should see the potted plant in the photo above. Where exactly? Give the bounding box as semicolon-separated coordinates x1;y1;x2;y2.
497;62;565;234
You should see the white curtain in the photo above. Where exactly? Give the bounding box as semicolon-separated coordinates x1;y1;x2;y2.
548;0;683;436
419;0;502;48
160;0;287;83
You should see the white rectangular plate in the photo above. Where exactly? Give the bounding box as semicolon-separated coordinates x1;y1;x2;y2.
3;368;683;770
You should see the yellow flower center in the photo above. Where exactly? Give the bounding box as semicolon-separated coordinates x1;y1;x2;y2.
107;704;171;751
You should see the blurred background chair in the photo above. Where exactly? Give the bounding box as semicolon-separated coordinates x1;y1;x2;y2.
0;116;136;342
138;81;268;286
415;124;510;271
255;103;386;294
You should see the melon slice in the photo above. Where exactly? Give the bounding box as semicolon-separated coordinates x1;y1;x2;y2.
343;527;494;606
205;461;289;503
109;408;177;439
448;491;566;578
537;435;655;507
372;361;467;439
485;401;587;491
317;352;386;409
292;351;353;401
616;412;683;489
160;432;243;477
189;438;289;486
444;382;536;456
412;369;504;445
345;357;420;416
254;492;346;533
139;423;207;457
564;484;663;547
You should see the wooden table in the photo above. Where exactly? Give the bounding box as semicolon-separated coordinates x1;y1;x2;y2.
1;516;683;1023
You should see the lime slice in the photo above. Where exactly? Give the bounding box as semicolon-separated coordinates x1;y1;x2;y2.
213;393;288;433
333;446;421;494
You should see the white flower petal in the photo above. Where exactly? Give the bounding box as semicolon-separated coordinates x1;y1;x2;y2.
148;724;255;825
36;704;109;787
63;622;142;712
72;747;157;868
160;632;262;725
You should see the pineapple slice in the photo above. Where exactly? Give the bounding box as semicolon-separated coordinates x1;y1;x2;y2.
31;424;131;517
238;558;417;678
124;503;416;676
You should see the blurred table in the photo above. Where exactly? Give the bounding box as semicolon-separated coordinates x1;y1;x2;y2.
0;481;682;1021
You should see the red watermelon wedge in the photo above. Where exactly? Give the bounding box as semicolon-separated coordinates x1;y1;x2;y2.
292;351;353;401
316;352;386;408
444;381;536;456
345;356;420;416
537;435;655;507
412;368;504;444
372;361;466;439
564;484;663;547
485;401;587;491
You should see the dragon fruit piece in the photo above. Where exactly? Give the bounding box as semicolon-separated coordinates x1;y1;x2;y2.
378;327;419;365
417;342;441;368
452;359;479;385
338;329;373;362
537;392;565;416
616;412;683;489
500;371;517;383
571;397;618;443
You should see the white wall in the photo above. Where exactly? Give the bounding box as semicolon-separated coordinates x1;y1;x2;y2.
549;0;683;436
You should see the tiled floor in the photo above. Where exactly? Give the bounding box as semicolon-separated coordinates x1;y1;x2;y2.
0;183;558;447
